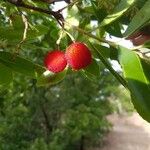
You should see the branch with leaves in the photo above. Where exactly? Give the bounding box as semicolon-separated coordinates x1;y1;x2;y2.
7;0;64;26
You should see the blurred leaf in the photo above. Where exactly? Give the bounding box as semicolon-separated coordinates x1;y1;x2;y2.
100;0;135;27
82;59;100;80
0;63;13;85
110;46;119;60
82;6;94;14
0;51;45;78
119;46;150;122
0;26;22;43
124;0;150;37
27;0;48;8
105;22;123;37
0;24;49;43
36;69;67;86
11;14;24;29
66;5;80;29
92;44;110;58
141;59;150;81
89;43;127;88
27;25;49;40
91;2;107;23
91;44;118;60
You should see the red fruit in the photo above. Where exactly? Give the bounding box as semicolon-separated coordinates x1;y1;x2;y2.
44;50;67;73
65;42;92;70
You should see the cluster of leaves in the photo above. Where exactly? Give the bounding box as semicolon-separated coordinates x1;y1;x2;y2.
0;1;150;150
0;68;118;150
71;0;150;122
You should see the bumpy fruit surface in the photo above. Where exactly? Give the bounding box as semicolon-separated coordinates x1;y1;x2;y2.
65;42;92;70
44;50;67;73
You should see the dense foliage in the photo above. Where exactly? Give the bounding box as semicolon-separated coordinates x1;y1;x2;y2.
0;69;119;150
0;0;150;149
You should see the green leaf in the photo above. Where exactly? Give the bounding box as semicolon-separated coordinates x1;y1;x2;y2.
90;44;118;60
141;59;150;82
82;59;100;80
105;22;123;38
27;25;49;40
0;63;13;85
92;44;110;58
100;0;135;27
11;14;24;29
0;26;22;43
0;24;49;43
0;52;45;78
36;69;67;86
119;46;150;122
91;2;107;23
124;0;150;37
89;43;127;88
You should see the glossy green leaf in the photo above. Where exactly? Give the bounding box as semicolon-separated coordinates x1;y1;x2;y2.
0;52;45;78
36;69;67;86
100;0;135;27
124;0;150;37
119;46;150;122
0;63;13;85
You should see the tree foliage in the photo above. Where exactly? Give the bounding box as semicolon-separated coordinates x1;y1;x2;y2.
0;0;150;149
0;70;117;150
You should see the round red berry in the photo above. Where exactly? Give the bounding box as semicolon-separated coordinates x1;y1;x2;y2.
65;42;92;70
44;50;67;73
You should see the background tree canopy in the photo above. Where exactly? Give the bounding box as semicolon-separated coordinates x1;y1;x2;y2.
0;0;150;149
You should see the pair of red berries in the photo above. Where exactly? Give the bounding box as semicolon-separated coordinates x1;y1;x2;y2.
44;42;92;73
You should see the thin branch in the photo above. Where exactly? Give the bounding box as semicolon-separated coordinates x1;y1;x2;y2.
22;14;28;41
14;14;28;54
7;0;64;27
